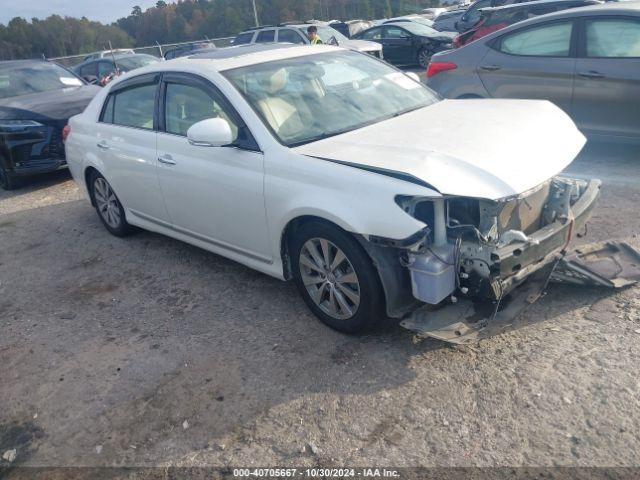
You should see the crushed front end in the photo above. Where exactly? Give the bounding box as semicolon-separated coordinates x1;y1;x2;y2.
365;176;640;343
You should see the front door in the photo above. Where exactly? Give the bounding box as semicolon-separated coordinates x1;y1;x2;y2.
572;16;640;139
382;26;415;65
477;20;577;115
155;73;271;262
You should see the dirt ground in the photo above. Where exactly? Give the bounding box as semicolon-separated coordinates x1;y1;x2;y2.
0;141;639;475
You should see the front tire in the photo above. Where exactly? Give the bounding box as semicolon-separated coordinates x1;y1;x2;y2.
291;221;385;334
0;164;19;190
89;171;133;237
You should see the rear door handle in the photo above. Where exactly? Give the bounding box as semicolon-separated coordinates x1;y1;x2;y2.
158;153;176;166
480;64;501;71
96;141;110;150
578;70;604;79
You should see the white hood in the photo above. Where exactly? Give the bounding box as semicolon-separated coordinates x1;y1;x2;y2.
293;99;586;200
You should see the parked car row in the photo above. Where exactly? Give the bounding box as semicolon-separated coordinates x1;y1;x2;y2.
232;22;384;58
426;2;640;141
0;60;99;189
73;53;159;86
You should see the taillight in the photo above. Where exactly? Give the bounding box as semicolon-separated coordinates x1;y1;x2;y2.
62;125;71;142
426;61;457;78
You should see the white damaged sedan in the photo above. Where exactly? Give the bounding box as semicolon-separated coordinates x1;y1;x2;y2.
65;44;637;341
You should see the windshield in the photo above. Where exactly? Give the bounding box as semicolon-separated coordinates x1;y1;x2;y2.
394;21;440;36
302;26;350;43
0;62;83;99
223;50;438;147
116;55;158;72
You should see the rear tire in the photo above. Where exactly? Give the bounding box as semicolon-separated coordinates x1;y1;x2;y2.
417;47;433;69
291;221;385;334
88;171;133;237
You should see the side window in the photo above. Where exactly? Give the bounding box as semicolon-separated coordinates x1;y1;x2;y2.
500;21;573;56
463;0;491;24
234;32;255;45
361;27;382;40
384;26;411;39
100;94;115;124
586;18;640;58
278;29;305;44
164;82;239;141
109;82;157;129
255;30;276;43
79;63;98;77
98;61;115;78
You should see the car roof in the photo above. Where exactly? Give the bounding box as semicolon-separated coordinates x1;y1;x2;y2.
502;0;640;18
0;59;48;66
155;43;342;72
481;0;601;13
469;1;640;41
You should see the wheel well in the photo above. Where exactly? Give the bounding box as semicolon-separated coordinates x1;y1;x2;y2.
84;166;100;206
280;215;352;281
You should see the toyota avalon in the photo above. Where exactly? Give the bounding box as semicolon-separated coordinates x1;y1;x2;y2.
64;44;638;342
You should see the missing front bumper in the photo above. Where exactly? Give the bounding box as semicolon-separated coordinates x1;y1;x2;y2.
400;241;640;344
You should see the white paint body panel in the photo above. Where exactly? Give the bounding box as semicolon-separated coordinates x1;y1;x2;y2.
295;99;587;200
65;46;586;281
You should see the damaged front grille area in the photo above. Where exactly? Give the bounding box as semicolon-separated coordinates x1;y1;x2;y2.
455;177;591;300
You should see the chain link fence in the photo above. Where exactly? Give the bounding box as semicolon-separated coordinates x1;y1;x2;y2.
49;36;235;67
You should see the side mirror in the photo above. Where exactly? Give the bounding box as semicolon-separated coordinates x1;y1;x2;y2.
83;75;98;85
406;72;421;82
186;118;233;147
328;35;339;46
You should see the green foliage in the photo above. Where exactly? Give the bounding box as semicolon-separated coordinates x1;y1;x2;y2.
1;0;440;60
0;16;133;60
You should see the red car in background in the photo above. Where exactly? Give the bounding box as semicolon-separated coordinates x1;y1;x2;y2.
453;0;601;47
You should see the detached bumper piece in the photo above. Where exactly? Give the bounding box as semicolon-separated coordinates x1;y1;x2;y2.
401;241;640;344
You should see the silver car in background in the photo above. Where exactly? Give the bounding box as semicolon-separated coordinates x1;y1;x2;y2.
426;3;640;141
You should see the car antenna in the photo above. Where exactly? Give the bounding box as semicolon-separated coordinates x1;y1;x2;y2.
109;41;119;74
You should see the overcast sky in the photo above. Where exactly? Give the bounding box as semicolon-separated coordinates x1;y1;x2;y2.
0;0;177;25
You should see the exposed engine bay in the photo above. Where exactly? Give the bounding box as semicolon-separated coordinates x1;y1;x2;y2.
365;175;640;344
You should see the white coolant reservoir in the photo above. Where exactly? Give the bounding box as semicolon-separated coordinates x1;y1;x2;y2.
407;244;456;305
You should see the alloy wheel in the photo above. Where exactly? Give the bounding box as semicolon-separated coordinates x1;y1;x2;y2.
418;49;432;68
299;238;361;320
93;177;122;229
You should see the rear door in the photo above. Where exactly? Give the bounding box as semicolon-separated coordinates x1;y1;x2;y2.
572;16;640;138
477;19;577;114
381;26;415;65
255;29;276;43
96;73;169;223
277;28;307;44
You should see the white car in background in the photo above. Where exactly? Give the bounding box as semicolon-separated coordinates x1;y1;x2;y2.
65;44;625;342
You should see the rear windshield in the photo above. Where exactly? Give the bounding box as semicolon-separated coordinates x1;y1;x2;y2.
116;55;159;72
0;62;83;99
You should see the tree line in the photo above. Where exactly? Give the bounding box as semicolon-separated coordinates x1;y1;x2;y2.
0;0;438;60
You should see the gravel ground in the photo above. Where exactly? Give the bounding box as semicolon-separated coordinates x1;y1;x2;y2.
0;141;639;474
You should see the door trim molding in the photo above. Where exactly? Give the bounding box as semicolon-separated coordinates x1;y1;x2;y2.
129;209;273;264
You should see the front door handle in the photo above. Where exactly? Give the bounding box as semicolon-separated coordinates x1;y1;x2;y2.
480;64;501;71
578;70;605;79
96;141;110;150
158;153;176;166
